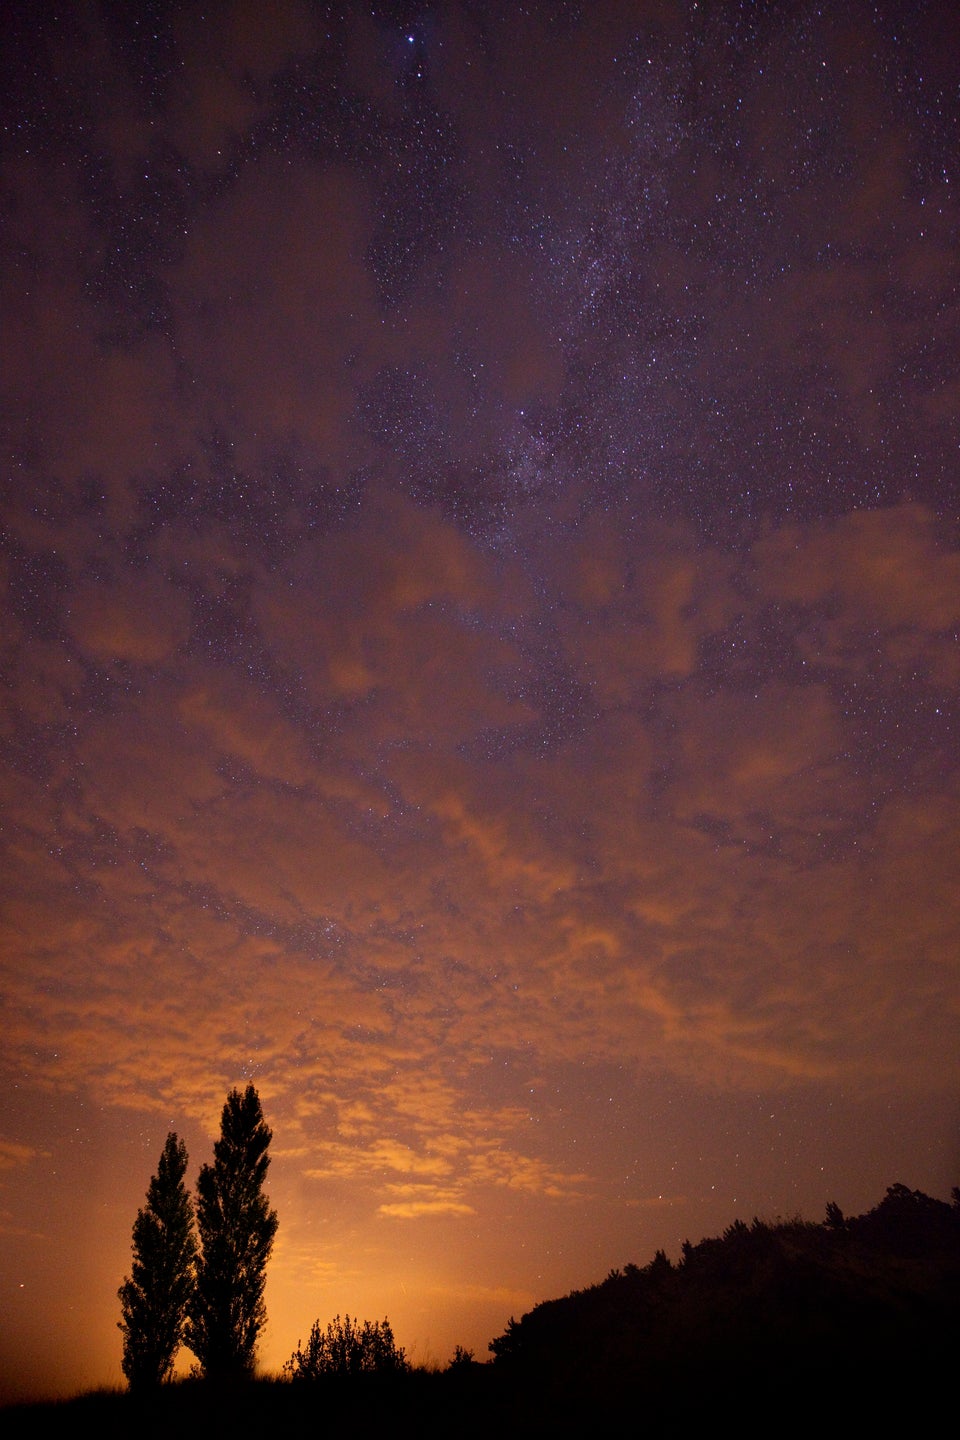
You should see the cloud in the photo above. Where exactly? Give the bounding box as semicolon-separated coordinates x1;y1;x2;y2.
467;1149;589;1200
308;1138;455;1184
169;1;321;168
559;518;737;695
0;1141;46;1172
378;1199;477;1220
2;502;958;1184
255;500;535;761
668;682;846;835
67;575;192;664
178;674;318;788
754;504;960;683
173;156;379;472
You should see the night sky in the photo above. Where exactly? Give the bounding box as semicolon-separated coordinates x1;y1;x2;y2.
2;0;959;1403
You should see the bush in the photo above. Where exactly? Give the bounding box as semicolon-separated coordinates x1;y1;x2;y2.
283;1315;408;1380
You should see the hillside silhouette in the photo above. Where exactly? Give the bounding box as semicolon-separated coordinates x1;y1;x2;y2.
487;1182;960;1426
4;1182;957;1435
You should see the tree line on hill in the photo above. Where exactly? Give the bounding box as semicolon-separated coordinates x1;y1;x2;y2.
486;1181;960;1419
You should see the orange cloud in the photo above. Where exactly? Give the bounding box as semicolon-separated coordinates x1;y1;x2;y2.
0;1141;46;1172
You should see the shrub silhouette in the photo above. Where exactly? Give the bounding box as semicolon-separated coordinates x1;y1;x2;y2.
283;1314;408;1379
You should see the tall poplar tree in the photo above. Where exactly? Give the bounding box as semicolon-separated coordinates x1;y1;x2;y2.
118;1131;197;1390
186;1083;279;1379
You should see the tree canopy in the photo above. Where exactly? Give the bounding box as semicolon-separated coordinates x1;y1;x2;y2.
118;1132;196;1390
185;1084;278;1379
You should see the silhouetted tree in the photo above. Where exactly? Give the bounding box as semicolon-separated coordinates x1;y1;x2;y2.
186;1084;278;1379
118;1132;197;1390
825;1200;845;1229
283;1314;408;1379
